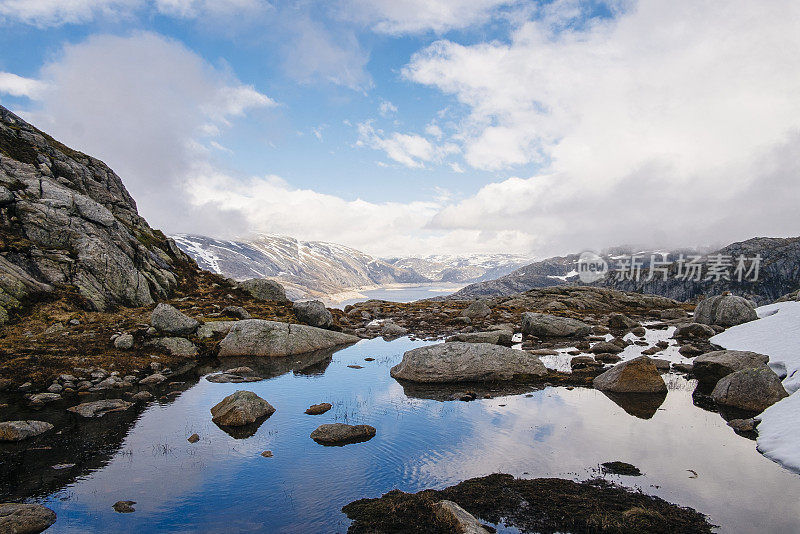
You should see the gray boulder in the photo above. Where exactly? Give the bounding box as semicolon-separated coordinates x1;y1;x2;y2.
447;329;513;346
293;300;333;328
210;390;275;426
462;301;491;319
673;323;716;339
593;356;667;393
390;342;547;383
67;399;133;418
661;308;688;320
433;501;490;534
146;336;198;357
607;313;639;329
711;368;788;412
0;503;56;534
589;341;624;354
196;320;237;339
692;350;770;384
0;421;54;442
310;423;376;444
221;306;251;319
694;294;758;327
27;393;61;408
113;333;134;349
150;303;199;335
381;322;409;338
521;312;591;338
218;320;359;357
240;278;286;301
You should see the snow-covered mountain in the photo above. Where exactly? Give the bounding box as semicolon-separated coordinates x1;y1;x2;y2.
172;234;530;300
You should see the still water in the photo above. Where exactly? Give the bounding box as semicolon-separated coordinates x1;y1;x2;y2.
13;336;800;533
330;283;464;309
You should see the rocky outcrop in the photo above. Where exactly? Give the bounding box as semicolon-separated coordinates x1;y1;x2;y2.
310;423;376;444
150;303;199;335
593;357;667;393
0;420;53;441
239;278;287;302
694;294;757;327
447;329;513;346
0;105;190;323
521;312;591;338
390;342;547;383
217;319;359;357
292;300;333;328
711;368;788;412
0;503;56;534
692;350;770;384
210;390;275;426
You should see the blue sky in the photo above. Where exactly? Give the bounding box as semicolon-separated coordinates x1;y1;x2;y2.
1;1;798;256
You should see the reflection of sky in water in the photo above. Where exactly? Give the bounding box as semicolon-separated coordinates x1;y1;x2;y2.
38;336;800;533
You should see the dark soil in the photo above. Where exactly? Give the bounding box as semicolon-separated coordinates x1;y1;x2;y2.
342;473;714;534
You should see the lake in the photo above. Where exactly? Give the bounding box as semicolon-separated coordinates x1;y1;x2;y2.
328;283;465;309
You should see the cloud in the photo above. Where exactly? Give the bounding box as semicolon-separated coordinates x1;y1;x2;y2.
341;0;520;34
356;120;458;168
0;72;48;98
378;99;397;117
153;0;264;19
404;0;800;254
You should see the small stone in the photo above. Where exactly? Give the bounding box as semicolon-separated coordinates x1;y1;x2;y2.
348;364;364;369
310;423;376;445
139;373;167;386
261;450;273;458
0;421;54;442
113;501;136;513
305;403;333;415
187;433;200;443
114;333;134;350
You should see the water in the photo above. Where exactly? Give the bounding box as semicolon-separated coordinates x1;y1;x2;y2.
5;335;800;533
330;283;464;309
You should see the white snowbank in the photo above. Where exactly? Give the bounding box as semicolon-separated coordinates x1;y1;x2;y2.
710;300;800;394
710;300;800;473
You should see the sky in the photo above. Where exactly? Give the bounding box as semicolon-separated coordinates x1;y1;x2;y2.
0;0;798;257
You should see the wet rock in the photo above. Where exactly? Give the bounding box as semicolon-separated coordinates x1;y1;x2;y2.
292;300;333;328
650;358;671;371
595;353;622;364
693;350;770;384
310;423;376;445
672;363;694;373
641;346;660;355
187;433;200;443
221;306;251;320
139;373;167;386
0;421;54;442
240;278;286;301
592;325;610;335
461;301;491;319
727;418;757;432
114;333;134;350
571;355;602;371
593;356;667;394
210;390;275;427
589;341;624;354
600;461;642;476
678;343;705;356
432;500;490;534
28;393;61;408
694;294;757;327
113;501;136;513
206;366;262;383
607;313;639;329
47;383;63;393
146;336;198;357
218;320;359;357
305;402;332;415
521;313;591;338
130;391;153;402
150;303;199;335
528;348;558;356
381;322;409;338
631;326;646;337
0;378;11;391
391;342;547;383
68;399;133;418
711;368;788;412
261;450;273;458
674;323;716;339
447;329;513;346
348;364;363;369
0;503;57;533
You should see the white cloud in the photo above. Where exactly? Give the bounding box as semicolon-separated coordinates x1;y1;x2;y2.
378;99;397;117
404;0;800;254
356;120;459;168
341;0;520;34
0;0;141;26
153;0;264;19
0;72;48;99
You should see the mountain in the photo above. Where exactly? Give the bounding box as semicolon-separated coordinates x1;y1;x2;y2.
173;234;531;300
0;105;189;324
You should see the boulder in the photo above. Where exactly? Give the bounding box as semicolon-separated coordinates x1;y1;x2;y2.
305;402;332;415
221;306;251;320
589;341;624;354
661;308;688;320
113;333;134;350
673;323;716;339
692;350;770;384
139;373;166;385
571;355;602;371
381;322;409;338
595;353;622;364
521;313;591;338
68;399;133;418
447;329;514;346
390;342;547;383
672;362;694;373
650;358;671;371
210;390;275;426
310;423;376;445
150;303;199;335
607;313;639;329
432;500;490;534
593;356;667;393
27;393;61;408
694;294;758;327
146;337;198;357
293;300;333;328
462;301;491;319
0;503;57;534
218;320;359;357
240;278;286;301
711;368;788;412
0;421;54;442
113;501;136;513
196;320;237;339
728;418;757;432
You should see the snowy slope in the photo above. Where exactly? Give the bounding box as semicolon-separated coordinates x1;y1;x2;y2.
710;300;800;473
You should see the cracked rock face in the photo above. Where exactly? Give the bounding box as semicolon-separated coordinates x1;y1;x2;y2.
0;105;190;323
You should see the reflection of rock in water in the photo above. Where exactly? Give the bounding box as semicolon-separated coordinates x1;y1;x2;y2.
213;414;270;439
602;391;667;419
397;380;546;402
215;347;336;379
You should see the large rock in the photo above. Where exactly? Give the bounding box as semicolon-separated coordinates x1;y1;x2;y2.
521;312;591;338
150;303;199;335
432;500;490;534
447;329;513;346
711;368;788;412
593;356;667;393
0;105;186;320
218;319;359;357
692;350;770;384
607;313;639;329
589;341;624;354
694;294;758;327
0;503;56;534
461;301;491;319
390;342;547;383
240;278;286;301
146;336;198;357
292;300;333;328
673;323;716;339
210;390;275;426
310;423;376;444
67;399;133;418
0;420;53;442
